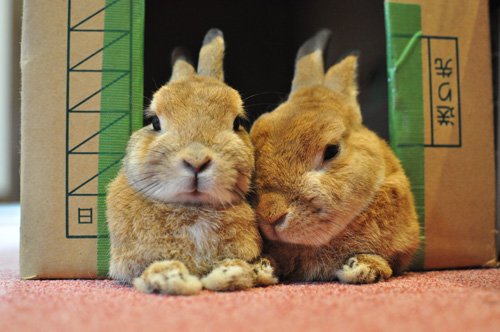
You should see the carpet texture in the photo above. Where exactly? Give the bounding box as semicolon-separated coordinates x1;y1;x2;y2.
1;245;499;332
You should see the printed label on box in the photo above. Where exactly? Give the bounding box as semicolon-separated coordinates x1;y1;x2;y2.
423;36;462;147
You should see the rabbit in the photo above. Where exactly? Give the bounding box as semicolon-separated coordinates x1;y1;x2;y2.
106;29;277;295
250;30;420;284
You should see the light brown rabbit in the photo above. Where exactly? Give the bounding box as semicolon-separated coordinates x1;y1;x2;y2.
250;30;420;284
107;29;277;295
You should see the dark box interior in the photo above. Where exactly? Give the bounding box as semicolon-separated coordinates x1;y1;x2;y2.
144;0;390;139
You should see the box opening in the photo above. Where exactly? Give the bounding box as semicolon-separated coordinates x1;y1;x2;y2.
144;0;389;139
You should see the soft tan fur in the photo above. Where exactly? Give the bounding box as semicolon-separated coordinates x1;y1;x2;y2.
250;30;420;284
107;29;277;294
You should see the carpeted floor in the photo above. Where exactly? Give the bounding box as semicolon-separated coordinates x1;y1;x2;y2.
1;255;500;331
1;205;499;332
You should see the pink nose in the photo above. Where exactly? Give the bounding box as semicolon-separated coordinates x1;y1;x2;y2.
182;157;212;174
257;192;288;225
268;212;288;227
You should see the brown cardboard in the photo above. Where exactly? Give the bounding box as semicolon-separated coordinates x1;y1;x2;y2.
496;4;500;260
20;0;105;278
389;0;498;269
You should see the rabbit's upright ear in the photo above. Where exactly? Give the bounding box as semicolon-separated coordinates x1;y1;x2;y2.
197;28;225;81
324;55;359;101
170;47;195;82
290;29;331;94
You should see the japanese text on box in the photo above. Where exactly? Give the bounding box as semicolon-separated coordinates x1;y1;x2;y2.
424;36;461;147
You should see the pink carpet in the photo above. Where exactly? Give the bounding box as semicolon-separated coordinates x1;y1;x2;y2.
1;244;500;332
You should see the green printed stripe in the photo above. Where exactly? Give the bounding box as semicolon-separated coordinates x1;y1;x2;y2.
385;2;425;270
97;0;144;277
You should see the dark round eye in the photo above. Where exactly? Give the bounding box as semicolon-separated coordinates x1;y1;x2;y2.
151;116;161;131
233;116;245;131
323;144;339;161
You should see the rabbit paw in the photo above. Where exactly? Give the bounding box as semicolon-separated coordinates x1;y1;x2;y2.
201;259;255;291
335;254;393;284
252;257;279;286
133;260;202;295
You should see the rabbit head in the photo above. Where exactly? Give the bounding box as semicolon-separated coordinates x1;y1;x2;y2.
250;30;386;246
123;29;254;206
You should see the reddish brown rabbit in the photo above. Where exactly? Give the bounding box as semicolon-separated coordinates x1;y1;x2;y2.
107;29;277;295
250;30;420;284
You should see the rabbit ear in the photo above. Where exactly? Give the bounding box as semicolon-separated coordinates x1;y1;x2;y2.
324;55;359;100
197;28;225;81
290;29;331;94
170;47;195;82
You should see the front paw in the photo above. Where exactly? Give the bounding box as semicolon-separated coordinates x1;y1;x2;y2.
335;254;393;284
133;260;202;295
252;257;278;286
201;259;255;291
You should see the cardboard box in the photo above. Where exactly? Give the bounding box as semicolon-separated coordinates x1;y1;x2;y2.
20;0;497;279
386;0;498;269
496;4;500;260
20;0;144;278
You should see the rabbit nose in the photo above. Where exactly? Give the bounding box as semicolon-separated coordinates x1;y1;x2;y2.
269;212;288;227
183;157;212;174
257;192;289;224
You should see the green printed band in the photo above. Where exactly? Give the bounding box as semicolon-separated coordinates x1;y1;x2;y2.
385;2;425;270
97;0;144;277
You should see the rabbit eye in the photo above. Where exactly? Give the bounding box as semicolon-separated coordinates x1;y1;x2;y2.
233;116;246;131
151;116;161;131
323;144;339;161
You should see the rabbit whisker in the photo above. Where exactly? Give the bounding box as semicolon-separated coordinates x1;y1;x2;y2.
244;102;279;108
242;91;286;102
128;174;158;188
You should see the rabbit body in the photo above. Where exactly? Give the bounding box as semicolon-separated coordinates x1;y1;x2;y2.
107;30;277;295
251;31;420;284
108;172;261;280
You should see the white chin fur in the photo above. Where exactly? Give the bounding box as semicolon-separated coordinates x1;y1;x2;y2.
145;182;238;206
